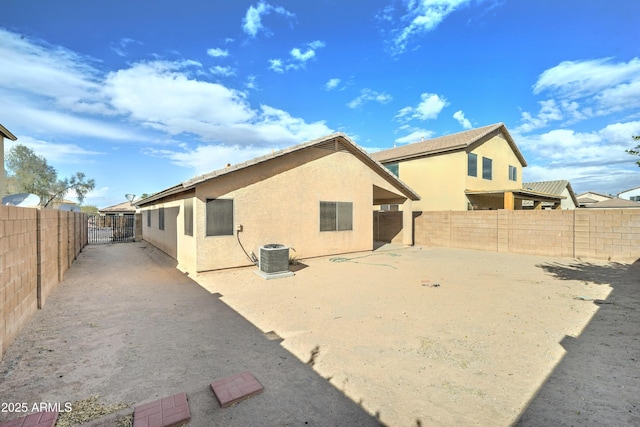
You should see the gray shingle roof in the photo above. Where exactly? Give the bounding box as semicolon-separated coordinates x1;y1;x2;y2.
370;123;527;166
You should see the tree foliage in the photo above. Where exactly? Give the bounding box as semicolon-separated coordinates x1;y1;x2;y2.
627;135;640;166
5;144;96;207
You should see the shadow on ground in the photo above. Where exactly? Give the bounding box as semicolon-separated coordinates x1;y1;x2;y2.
514;258;640;426
0;243;381;427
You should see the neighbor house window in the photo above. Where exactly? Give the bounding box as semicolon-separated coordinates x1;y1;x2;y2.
385;163;399;177
146;210;151;227
184;198;193;236
509;165;517;181
482;157;492;180
206;199;234;236
158;207;165;230
468;153;477;177
631;196;640;202
320;201;353;231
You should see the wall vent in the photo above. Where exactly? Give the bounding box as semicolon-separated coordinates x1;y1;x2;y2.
259;244;290;274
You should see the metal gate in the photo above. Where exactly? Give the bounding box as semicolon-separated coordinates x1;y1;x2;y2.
88;214;135;244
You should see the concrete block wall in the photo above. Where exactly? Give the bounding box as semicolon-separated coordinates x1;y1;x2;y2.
409;209;639;261
1;206;38;357
1;206;86;359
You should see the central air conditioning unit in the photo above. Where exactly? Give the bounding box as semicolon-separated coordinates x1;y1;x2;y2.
259;244;290;274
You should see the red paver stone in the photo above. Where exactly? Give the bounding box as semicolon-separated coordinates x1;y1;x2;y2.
0;411;58;427
210;371;264;408
133;393;190;427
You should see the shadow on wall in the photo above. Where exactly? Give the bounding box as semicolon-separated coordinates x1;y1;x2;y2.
515;258;640;426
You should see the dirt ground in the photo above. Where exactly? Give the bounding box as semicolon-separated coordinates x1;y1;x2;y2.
194;245;640;427
0;242;638;427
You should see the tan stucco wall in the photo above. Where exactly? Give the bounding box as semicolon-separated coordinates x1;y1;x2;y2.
465;134;523;192
140;147;410;273
194;149;407;272
397;151;467;211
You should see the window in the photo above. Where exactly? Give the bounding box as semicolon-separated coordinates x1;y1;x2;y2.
320;201;353;231
509;165;517;181
184;198;193;236
146;210;151;227
206;199;234;236
467;153;477;177
158;207;165;230
631;196;640;202
482;157;492;180
385;163;399;177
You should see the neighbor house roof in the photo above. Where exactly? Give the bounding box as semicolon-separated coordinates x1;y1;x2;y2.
137;133;421;207
99;200;138;214
617;185;640;196
0;123;17;141
583;197;640;208
576;191;612;199
370;123;527;166
522;180;578;206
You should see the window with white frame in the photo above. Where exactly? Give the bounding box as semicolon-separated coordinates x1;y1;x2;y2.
509;165;517;181
320;201;353;231
206;199;234;236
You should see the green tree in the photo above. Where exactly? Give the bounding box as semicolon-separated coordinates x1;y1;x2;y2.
5;144;96;207
627;135;640;166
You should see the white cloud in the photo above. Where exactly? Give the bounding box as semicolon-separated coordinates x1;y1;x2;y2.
104;60;255;136
146;144;272;176
396;92;447;121
347;89;393;109
5;135;104;165
210;66;236;77
325;78;341;91
270;41;326;73
110;38;142;57
206;47;229;58
0;28;113;115
517;121;640;194
268;58;284;73
387;0;474;54
242;0;295;37
453;110;472;129
0;27;332;168
395;129;435;145
519;57;640;132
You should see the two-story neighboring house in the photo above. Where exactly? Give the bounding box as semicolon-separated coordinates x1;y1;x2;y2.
371;123;564;211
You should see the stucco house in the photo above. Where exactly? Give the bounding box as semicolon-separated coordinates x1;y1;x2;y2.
522;180;578;210
617;185;640;202
136;133;420;274
371;123;564;211
0;123;17;197
576;191;612;208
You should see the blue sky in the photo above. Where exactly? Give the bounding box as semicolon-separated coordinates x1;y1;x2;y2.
2;0;639;208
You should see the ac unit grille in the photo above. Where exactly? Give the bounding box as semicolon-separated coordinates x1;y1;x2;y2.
260;244;290;274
